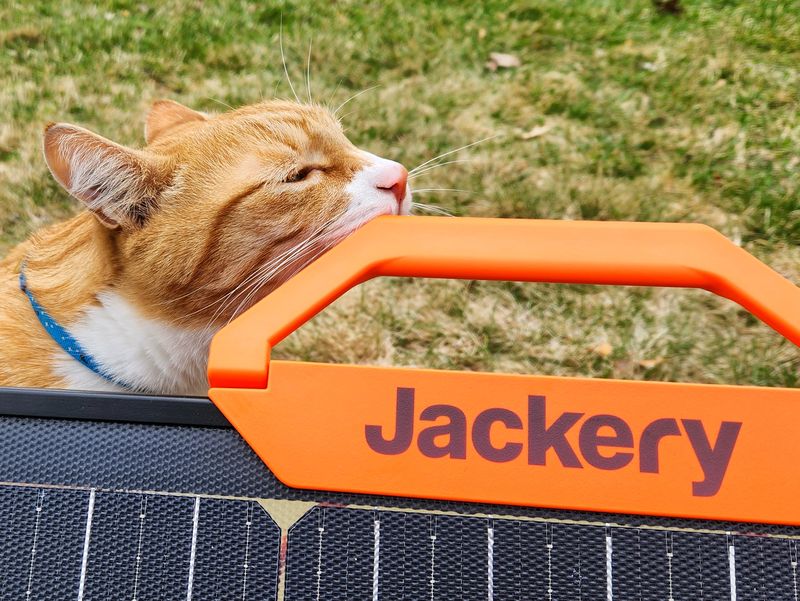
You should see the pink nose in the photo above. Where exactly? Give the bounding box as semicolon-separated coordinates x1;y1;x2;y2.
376;162;409;205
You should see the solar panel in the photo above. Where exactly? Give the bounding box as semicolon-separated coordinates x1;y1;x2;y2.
3;485;799;599
1;390;798;600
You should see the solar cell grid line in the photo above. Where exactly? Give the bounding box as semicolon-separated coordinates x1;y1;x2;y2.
609;527;641;600
4;488;273;601
192;497;234;598
283;506;321;600
245;501;281;600
666;531;675;601
439;516;489;600
668;531;704;600
546;522;553;601
21;487;87;600
24;489;45;600
487;519;494;601
631;528;671;600
550;523;606;600
729;533;737;601
189;498;280;600
241;502;254;599
734;534;796;600
315;507;325;601
125;494;197;599
284;505;375;599
76;488;96;601
345;507;375;598
429;515;437;601
333;506;374;598
10;483;800;600
373;512;380;601
605;525;613;601
82;492;144;599
377;509;431;600
131;495;148;601
697;529;732;600
0;487;41;598
185;496;200;601
492;518;548;599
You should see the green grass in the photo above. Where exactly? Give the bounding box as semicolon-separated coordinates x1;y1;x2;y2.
1;0;799;386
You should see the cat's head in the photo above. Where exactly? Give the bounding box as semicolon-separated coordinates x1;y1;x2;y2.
42;99;410;325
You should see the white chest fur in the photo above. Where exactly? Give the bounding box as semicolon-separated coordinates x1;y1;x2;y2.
52;291;214;395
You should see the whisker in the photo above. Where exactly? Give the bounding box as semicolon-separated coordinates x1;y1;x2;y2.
305;36;313;104
326;77;344;108
408;159;472;179
221;230;322;305
411;188;473;194
336;110;357;123
200;219;337;333
177;241;300;319
409;134;499;174
200;242;311;335
226;236;337;326
204;97;234;111
333;84;381;117
181;222;329;330
411;202;454;217
280;15;300;103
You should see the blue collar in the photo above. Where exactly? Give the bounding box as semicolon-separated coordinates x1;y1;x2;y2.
19;267;129;389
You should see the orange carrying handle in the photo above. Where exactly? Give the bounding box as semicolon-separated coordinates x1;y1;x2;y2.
210;217;800;389
208;217;800;525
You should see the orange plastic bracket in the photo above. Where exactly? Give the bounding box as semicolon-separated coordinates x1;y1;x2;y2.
208;217;800;524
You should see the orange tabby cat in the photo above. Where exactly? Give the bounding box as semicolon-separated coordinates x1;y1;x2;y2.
0;99;410;394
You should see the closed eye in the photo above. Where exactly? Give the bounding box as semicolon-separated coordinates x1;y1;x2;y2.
283;166;317;183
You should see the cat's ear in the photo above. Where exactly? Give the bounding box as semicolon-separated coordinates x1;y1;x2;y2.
145;99;206;144
43;122;172;230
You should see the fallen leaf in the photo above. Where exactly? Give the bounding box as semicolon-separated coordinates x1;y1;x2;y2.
521;124;552;140
486;52;521;71
637;357;664;369
478;28;487;40
592;342;613;357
